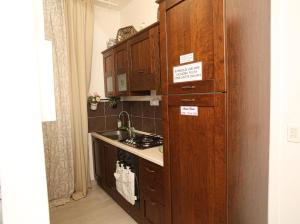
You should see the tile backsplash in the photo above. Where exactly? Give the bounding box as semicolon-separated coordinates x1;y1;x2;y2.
88;101;162;135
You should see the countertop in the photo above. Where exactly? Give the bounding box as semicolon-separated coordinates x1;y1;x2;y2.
91;131;164;167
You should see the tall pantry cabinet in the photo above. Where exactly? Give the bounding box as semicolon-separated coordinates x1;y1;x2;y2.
157;0;270;224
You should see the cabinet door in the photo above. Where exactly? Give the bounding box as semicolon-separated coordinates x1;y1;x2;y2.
142;195;164;224
104;143;117;193
92;137;105;186
114;43;129;96
128;25;160;92
167;94;226;224
165;0;225;94
103;49;116;97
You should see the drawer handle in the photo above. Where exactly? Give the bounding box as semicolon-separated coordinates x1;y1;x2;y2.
181;85;196;89
137;70;145;74
146;167;156;173
150;200;157;206
147;186;156;192
181;99;196;102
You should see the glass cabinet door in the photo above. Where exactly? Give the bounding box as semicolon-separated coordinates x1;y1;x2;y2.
106;76;113;93
117;73;127;92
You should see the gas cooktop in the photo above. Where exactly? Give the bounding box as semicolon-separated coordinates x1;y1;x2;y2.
120;133;163;150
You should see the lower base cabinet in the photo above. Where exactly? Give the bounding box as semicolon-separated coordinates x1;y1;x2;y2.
92;137;164;224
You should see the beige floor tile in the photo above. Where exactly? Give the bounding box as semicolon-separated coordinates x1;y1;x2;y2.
50;184;137;224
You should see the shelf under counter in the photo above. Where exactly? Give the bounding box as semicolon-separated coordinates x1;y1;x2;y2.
91;131;164;167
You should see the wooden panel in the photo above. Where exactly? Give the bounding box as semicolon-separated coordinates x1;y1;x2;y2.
226;0;270;223
168;94;226;224
103;49;116;97
128;25;160;92
143;195;164;224
166;0;225;94
166;0;183;9
114;43;129;96
92;137;105;186
140;159;164;205
103;143;117;193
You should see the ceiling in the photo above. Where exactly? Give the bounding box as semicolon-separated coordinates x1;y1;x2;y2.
95;0;132;10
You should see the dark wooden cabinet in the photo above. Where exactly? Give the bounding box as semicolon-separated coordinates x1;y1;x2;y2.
140;159;164;224
103;49;116;97
128;24;160;92
167;94;226;224
103;142;117;193
114;43;129;96
102;23;161;97
92;137;117;193
92;137;105;186
165;0;225;94
158;0;270;223
92;138;165;224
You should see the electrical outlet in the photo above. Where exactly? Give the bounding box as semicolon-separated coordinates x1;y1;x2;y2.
287;125;300;143
150;99;159;106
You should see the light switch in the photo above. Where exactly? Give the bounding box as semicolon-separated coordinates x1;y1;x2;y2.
287;125;300;143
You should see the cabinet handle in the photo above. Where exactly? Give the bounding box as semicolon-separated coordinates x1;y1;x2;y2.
181;85;196;89
149;200;157;206
147;186;156;192
146;167;156;173
181;99;196;102
137;70;145;74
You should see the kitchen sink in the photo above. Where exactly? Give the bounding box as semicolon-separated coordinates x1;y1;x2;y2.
98;130;130;141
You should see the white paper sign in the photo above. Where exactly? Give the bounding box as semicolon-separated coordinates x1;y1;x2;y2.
180;106;198;116
180;53;194;64
173;62;202;83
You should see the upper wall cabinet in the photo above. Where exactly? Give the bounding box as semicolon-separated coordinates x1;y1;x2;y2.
114;43;129;96
165;0;225;94
128;24;160;92
103;49;115;97
102;22;161;97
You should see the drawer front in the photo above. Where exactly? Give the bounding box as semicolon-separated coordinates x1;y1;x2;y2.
141;182;164;205
140;159;163;186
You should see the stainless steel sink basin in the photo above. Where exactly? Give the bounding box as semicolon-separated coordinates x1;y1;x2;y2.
98;130;129;141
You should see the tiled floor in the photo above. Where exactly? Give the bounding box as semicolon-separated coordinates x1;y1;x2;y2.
50;184;136;224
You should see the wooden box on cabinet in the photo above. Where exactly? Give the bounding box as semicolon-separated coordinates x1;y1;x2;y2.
128;23;161;93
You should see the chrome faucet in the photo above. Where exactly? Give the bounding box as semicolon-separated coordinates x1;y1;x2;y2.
118;111;133;133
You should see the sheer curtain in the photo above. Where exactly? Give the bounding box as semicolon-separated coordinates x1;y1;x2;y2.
43;0;94;205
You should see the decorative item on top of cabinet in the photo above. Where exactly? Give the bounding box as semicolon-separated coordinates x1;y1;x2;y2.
128;23;161;93
116;26;137;43
164;0;225;94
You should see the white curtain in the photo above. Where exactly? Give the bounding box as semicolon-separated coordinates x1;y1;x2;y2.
43;0;75;207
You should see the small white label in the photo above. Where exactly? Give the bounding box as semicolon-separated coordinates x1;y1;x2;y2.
173;62;202;83
180;106;198;116
180;53;194;64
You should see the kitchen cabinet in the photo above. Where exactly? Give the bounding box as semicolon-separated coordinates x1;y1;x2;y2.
140;159;164;224
103;142;117;193
114;43;130;96
167;94;226;224
163;0;225;94
102;22;161;97
103;49;116;97
92;137;165;224
92;137;117;193
158;0;270;223
92;137;105;186
128;23;160;93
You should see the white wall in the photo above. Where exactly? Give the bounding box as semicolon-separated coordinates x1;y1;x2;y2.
270;0;300;223
0;0;50;223
120;0;158;30
90;5;121;97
